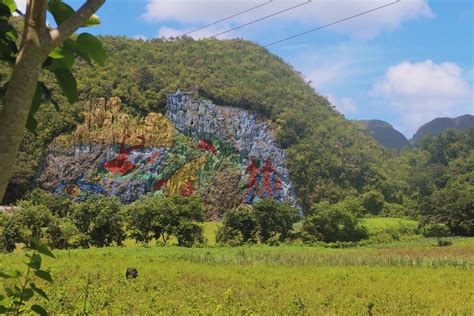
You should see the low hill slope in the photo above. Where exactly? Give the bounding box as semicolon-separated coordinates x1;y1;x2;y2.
412;114;474;143
356;120;410;151
2;37;391;211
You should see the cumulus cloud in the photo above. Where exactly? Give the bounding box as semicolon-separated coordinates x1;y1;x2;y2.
143;0;434;40
372;60;473;135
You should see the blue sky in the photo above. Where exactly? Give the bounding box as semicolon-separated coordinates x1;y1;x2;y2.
22;0;474;137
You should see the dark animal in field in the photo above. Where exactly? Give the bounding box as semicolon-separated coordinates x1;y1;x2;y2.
126;267;138;279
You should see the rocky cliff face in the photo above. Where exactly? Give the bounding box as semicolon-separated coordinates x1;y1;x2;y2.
167;92;296;204
38;92;298;217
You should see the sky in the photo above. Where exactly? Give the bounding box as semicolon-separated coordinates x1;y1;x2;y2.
18;0;474;137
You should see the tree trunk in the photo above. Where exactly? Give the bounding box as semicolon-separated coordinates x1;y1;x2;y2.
0;0;47;203
0;0;105;203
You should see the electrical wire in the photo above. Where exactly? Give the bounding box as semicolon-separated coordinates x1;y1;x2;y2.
182;0;274;36
209;0;312;38
264;0;401;47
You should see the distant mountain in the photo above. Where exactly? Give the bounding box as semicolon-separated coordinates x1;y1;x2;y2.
412;114;474;143
356;120;411;151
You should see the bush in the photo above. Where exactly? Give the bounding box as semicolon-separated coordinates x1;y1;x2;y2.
26;188;72;217
217;200;301;246
253;200;301;243
361;190;385;215
216;226;244;247
46;217;83;249
125;195;205;247
302;201;368;243
217;205;258;245
70;196;125;247
13;201;53;246
422;223;450;238
0;213;22;253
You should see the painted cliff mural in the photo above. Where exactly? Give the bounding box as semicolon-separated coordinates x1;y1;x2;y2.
39;92;297;218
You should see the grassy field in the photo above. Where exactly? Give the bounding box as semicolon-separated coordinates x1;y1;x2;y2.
2;236;474;314
361;217;418;234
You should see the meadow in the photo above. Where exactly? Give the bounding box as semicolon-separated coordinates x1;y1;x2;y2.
1;220;474;315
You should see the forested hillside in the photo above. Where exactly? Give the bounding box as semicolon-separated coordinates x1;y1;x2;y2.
1;36;391;211
412;114;474;143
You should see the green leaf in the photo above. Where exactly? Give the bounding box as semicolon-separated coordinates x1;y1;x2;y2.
28;253;42;270
0;0;16;14
31;304;48;316
54;68;78;104
34;270;53;283
30;283;49;301
21;288;34;301
0;270;20;278
83;14;101;27
36;243;56;259
76;33;107;66
47;0;74;26
5;26;17;41
63;39;91;65
46;47;75;70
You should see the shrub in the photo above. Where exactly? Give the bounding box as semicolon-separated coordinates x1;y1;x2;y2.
302;201;368;243
125;195;205;247
253;199;301;243
361;190;385;215
13;201;53;246
217;200;301;245
26;188;71;217
46;217;83;249
70;196;125;247
175;221;204;247
422;223;450;238
0;213;22;253
216;226;244;247
217;205;258;245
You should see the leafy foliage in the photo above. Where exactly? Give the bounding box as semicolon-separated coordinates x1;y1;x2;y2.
0;240;55;315
70;195;125;247
302;201;368;243
124;194;205;247
217;200;300;245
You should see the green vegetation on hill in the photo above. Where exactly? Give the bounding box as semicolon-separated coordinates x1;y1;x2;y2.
356;119;411;151
1;37;472;237
412;114;474;143
1;36;391;212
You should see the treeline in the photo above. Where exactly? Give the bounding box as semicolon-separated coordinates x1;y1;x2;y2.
0;189;206;252
0;36;472;237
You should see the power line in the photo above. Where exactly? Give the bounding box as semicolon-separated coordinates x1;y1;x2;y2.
210;0;312;38
264;0;401;47
182;0;274;36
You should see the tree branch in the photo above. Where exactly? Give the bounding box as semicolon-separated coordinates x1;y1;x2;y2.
48;0;105;50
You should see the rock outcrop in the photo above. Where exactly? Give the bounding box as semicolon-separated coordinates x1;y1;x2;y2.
38;93;298;215
167;92;296;204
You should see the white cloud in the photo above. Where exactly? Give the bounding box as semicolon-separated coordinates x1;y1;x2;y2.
372;60;473;135
327;94;358;116
143;0;434;40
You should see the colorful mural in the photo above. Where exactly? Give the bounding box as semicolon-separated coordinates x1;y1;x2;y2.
39;94;298;212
